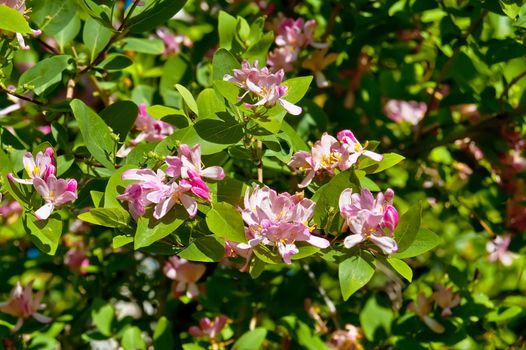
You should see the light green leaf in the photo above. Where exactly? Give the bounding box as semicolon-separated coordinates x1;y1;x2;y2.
91;299;114;337
206;202;247;243
55;15;81;50
78;207;130;228
70;99;116;169
393;228;442;259
0;5;31;33
83;17;113;63
177;236;225;262
121;37;164;55
196;88;226;120
23;213;63;255
359;153;405;174
19;55;72;95
394;202;422;253
218;11;237;49
122;326;146;350
282;76;313;104
212;48;239;81
31;0;78;36
339;253;376;300
104;164;136;209
175;84;199;116
359;295;394;341
386;257;413;282
135;208;185;249
233;328;267;350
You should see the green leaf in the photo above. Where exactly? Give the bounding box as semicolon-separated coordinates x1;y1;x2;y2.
339;253;376;300
78;207;130;228
244;32;274;64
31;0;78;36
218;11;237;49
54;15;81;49
122;326;146;350
212;48;240;81
77;0;113;28
70;99;116;169
386;257;413;282
196;88;226;120
354;170;381;192
98;53;134;71
393;228;442;259
282;76;313;104
91;299;114;337
394;202;422;253
359;295;393;341
83;17;113;63
0;5;32;33
160;56;189;106
214;80;240;105
23;213;63;255
312;170;360;233
127;0;188;34
135;208;185;249
359;153;405;174
104;164;136;208
155;126;230;156
19;55;73;96
153;317;174;349
194;112;243;145
206;202;247;243
249;256;265;279
100;100;138;142
486;305;522;322
121;37;164;55
175;84;199;116
233;328;267;350
146;105;190;128
113;235;133;248
178;236;225;262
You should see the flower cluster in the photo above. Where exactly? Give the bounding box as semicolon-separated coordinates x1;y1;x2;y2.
238;185;330;264
8;148;77;220
188;315;228;341
486;234;517;266
223;60;302;115
327;324;363;350
163;256;206;299
0;281;51;332
339;188;399;255
118;144;224;220
408;285;460;333
155;27;192;56
383;99;427;126
132;103;174;145
288;129;383;188
268;16;326;73
0;0;41;50
0;196;22;224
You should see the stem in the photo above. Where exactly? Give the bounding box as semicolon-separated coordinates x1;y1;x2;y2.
36;37;60;55
498;69;526;111
87;75;110;106
0;86;43;106
256;139;263;182
66;78;76;99
414;10;487;141
302;263;340;329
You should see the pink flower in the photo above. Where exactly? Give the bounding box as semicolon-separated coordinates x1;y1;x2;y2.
432;284;460;317
9;147;56;185
132;103;174;144
156;27;192;56
486;235;517;266
327;324;362;350
64;248;89;275
151;181;197;219
33;176;77;220
267;46;298;72
163;256;206;299
337;129;383;165
339;188;398;254
408;292;445;334
0;198;22;224
275;17;325;49
383;99;427;126
166;144;225;181
240;186;330;264
0;281;51;332
189;315;229;340
0;0;41;51
223;60;302;115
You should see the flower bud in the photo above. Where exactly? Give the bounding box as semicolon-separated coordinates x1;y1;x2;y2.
383;205;399;231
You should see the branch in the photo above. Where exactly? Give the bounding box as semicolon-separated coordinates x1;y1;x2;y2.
498;69;526;111
414;10;488;141
0;86;43;106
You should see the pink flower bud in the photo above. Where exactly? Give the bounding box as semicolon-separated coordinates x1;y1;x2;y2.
383;205;399;231
66;179;78;193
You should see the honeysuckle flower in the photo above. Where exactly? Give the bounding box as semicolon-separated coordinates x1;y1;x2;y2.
408;292;445;334
64;247;89;275
486;235;518;266
163;256;206;299
223;240;253;272
275;17;326;49
337;129;383;164
240;185;330;264
0;281;51;332
288;133;349;188
131;103;174;145
267;46;297;72
339;188;398;255
189;315;229;340
223;60;302;115
0;94;25;116
383;99;427;126
33;176;77;220
0;0;42;51
432;284;460;317
327;324;363;350
9;147;56;185
166;144;225;181
0;198;22;224
152;180;197;219
301;49;338;88
156;27;192;56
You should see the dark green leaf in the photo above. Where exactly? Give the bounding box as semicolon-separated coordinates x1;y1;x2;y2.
98;53;134;71
339;253;376;300
135;208;185;249
394;202;422;253
31;0;78;36
206;202;247;243
100;100;138;142
127;0;188;33
19;55;73;96
83;17;113;63
177;236;225;262
23;213;63;255
393;228;442;259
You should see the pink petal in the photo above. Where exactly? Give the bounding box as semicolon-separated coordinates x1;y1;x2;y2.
279;98;302;115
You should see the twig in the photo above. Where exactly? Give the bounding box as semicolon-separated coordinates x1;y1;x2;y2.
87;75;110;107
414;10;488;141
498;70;526;111
302;263;340;329
0;86;43;106
256;139;263;182
79;0;142;74
66;78;76;99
